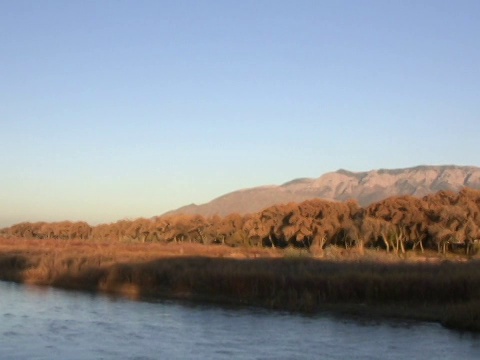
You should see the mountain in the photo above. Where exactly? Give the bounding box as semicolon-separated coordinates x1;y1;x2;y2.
165;165;480;217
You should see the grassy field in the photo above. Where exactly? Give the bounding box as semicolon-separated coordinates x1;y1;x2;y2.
1;236;480;332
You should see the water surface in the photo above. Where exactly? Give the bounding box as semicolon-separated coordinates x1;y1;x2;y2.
1;281;479;359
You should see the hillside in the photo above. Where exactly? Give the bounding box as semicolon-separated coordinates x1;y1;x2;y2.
166;165;480;217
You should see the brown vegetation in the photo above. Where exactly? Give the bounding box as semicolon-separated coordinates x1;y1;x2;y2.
1;237;480;332
3;188;480;257
2;188;480;332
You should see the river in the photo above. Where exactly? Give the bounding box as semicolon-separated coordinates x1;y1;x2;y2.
1;281;479;359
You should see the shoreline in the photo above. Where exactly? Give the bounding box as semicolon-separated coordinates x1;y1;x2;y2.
1;237;480;332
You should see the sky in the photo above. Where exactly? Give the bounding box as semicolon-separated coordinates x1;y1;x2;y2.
1;0;479;227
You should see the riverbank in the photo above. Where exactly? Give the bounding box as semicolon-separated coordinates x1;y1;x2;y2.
1;237;479;332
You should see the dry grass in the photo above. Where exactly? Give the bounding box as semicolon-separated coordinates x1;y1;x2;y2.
1;236;480;332
0;237;283;292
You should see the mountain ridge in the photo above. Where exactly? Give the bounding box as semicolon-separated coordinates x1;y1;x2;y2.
165;165;480;217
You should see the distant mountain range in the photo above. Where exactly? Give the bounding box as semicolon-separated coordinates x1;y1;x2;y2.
165;165;480;217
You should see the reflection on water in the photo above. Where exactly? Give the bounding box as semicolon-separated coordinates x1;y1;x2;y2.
1;281;479;360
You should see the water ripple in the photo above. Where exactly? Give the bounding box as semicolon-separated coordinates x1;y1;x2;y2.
1;281;480;360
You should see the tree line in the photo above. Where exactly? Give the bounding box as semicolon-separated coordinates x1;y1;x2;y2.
3;188;480;255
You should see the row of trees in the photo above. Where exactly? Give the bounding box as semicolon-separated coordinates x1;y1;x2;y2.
3;188;480;255
3;221;92;240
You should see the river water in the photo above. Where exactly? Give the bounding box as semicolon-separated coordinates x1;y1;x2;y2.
1;281;479;359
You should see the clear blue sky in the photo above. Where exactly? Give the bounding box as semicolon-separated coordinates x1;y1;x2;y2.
1;0;479;227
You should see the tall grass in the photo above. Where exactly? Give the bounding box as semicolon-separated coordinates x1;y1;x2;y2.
1;237;480;331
